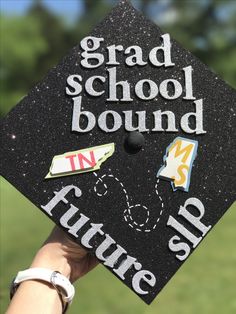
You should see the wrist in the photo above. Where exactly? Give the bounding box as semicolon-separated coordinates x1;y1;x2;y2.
9;268;75;314
31;242;71;280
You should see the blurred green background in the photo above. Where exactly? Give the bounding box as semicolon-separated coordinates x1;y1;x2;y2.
0;0;235;313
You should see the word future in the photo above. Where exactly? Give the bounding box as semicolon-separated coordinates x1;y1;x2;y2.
41;185;156;296
66;35;206;135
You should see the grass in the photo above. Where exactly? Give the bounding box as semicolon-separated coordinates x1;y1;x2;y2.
0;177;235;314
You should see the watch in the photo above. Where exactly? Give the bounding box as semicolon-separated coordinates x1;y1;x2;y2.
10;268;75;312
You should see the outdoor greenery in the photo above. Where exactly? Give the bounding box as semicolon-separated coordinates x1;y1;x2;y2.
1;0;236;116
1;178;236;313
0;0;235;313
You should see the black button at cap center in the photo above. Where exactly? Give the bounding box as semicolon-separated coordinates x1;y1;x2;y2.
124;131;145;154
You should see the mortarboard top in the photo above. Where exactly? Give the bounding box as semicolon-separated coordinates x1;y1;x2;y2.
1;0;235;304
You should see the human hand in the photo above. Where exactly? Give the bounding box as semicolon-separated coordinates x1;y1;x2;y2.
31;226;99;282
7;226;98;314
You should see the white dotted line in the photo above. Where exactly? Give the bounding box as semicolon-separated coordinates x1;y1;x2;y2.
93;172;108;196
150;179;165;230
93;172;164;233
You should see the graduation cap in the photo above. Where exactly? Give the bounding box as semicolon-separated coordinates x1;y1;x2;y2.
1;0;235;305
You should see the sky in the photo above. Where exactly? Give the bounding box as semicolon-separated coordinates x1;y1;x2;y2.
0;0;177;25
0;0;84;21
0;0;235;24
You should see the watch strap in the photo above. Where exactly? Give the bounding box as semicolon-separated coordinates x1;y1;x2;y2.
10;268;75;304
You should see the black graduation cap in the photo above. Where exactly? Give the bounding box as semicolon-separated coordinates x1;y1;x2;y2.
1;0;235;305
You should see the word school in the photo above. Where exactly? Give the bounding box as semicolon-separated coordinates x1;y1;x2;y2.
66;35;206;135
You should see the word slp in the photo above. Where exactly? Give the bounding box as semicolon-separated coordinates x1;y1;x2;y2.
167;197;212;261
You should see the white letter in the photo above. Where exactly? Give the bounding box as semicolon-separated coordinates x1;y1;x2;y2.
153;110;178;132
149;34;175;67
85;76;105;97
71;96;96;133
125;46;147;66
98;110;122;132
107;44;124;65
132;270;156;295
123;110;149;132
183;66;196;100
113;256;142;280
181;99;206;134
80;36;104;68
66;75;82;96
81;223;104;249
179;197;211;237
135;79;158;100
107;67;133;102
167;215;202;248
60;205;90;237
41;185;81;216
95;234;127;268
159;79;182;100
168;235;191;261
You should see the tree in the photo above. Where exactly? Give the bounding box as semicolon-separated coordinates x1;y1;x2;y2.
1;0;235;117
156;0;236;87
0;15;47;116
27;0;72;81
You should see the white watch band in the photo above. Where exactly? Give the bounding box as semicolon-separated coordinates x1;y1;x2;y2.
11;268;75;304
